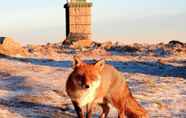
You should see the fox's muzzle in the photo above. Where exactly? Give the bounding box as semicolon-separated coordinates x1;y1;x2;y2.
82;84;90;89
80;81;90;89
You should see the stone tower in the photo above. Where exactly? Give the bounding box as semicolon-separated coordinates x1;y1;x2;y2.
64;0;92;41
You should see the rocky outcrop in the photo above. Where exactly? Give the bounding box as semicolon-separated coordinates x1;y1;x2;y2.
0;37;28;56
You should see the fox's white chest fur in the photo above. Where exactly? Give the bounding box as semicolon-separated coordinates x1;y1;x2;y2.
79;80;101;107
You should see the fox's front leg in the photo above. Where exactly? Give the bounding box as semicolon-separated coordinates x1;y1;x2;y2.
86;105;92;118
86;102;96;118
72;101;85;118
100;100;110;118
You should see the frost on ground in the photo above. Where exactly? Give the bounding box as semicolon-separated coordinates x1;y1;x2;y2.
0;43;186;118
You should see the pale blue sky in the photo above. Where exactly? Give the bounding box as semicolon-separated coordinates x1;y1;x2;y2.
0;0;186;45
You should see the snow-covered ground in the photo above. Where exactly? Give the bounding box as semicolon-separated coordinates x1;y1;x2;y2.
0;45;186;118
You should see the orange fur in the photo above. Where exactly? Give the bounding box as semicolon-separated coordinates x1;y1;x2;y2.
66;56;149;118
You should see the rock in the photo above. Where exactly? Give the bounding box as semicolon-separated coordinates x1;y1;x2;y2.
100;41;112;49
70;39;93;49
82;48;110;56
154;48;171;57
157;59;167;65
62;33;89;46
110;45;139;53
62;38;72;46
167;40;184;48
0;37;28;56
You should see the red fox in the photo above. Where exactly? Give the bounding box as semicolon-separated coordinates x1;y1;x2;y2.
66;56;149;118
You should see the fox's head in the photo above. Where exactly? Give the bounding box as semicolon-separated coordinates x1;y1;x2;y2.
71;56;104;89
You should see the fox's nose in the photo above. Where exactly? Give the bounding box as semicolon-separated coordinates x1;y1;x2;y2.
85;84;89;88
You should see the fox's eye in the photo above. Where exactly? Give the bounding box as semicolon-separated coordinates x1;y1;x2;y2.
76;75;85;80
76;75;89;88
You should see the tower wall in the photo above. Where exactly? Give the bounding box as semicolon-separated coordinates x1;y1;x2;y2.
64;2;92;40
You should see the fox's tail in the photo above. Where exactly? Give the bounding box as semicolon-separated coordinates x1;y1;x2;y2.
125;92;149;118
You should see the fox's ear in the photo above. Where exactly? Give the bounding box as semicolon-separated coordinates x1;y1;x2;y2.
95;59;105;71
73;56;82;67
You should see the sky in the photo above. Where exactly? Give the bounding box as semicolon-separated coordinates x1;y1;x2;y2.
0;0;186;45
